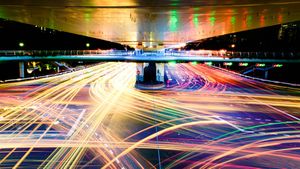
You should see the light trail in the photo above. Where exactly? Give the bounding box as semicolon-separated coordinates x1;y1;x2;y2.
0;62;299;168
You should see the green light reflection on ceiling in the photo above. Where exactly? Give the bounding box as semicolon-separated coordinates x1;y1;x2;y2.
246;15;253;26
84;12;91;22
170;10;179;32
230;16;236;25
209;17;216;26
193;14;199;28
209;10;216;26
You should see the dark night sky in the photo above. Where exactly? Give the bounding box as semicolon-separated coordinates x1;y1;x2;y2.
185;21;300;52
0;18;130;50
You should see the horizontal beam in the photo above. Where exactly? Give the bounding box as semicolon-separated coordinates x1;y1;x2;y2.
1;55;300;63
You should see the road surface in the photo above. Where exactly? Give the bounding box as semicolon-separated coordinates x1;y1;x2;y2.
0;62;300;168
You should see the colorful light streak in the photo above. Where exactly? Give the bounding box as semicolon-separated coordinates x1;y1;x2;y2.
0;62;299;168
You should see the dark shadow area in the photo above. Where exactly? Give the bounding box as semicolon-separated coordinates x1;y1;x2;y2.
0;62;19;81
144;62;157;84
0;18;133;50
184;21;300;53
135;62;165;90
0;18;134;80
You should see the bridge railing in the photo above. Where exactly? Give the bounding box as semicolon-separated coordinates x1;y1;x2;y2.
0;50;299;59
0;50;135;56
164;50;300;59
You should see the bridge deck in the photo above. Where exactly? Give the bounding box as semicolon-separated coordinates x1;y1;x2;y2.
0;50;299;63
0;55;300;63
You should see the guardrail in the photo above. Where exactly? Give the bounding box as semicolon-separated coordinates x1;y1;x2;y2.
165;51;300;59
0;50;299;59
0;50;134;56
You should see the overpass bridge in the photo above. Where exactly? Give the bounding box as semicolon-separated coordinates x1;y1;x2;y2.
0;50;300;63
1;50;299;79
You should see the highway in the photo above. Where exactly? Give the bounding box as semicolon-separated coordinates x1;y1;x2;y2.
0;62;300;168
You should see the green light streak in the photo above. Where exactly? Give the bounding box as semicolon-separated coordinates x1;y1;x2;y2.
230;16;236;25
256;63;266;67
0;7;6;18
84;12;91;22
48;10;55;29
231;130;300;142
170;10;179;32
191;61;197;65
204;62;213;66
168;61;177;66
224;62;233;66
210;10;216;16
213;121;300;140
208;10;216;26
170;0;180;4
273;64;283;68
239;63;249;66
246;15;253;27
193;14;199;28
209;17;216;26
46;64;50;70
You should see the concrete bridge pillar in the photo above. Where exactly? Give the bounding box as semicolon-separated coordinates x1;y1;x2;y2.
265;70;268;79
19;62;25;78
136;62;165;89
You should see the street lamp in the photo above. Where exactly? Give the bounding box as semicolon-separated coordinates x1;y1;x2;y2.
86;43;90;48
19;42;24;47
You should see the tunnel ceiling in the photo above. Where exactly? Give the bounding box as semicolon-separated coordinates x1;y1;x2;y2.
0;0;299;46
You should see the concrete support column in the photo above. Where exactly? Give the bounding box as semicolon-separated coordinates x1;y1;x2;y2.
264;70;268;79
136;62;165;83
19;62;25;78
135;62;165;89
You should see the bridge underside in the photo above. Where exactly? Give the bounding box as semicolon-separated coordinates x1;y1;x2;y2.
0;1;300;47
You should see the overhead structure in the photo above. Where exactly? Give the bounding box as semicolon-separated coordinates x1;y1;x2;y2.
0;0;299;47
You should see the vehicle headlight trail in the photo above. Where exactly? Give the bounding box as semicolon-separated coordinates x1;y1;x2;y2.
0;62;300;168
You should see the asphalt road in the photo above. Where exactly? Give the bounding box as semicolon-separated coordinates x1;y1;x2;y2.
0;62;300;169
